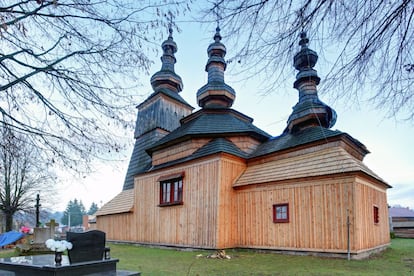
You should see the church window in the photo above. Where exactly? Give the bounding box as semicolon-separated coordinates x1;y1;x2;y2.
373;205;379;224
159;173;184;206
273;203;289;223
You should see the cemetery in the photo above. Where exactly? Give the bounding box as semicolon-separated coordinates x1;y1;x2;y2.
0;196;139;275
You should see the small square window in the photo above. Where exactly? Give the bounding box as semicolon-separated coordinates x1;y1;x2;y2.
273;203;289;223
159;175;183;206
373;206;379;224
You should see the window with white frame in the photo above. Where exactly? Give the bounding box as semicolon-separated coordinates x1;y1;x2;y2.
159;173;184;206
273;203;289;223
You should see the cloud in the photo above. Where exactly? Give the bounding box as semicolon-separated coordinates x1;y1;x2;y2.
388;183;414;209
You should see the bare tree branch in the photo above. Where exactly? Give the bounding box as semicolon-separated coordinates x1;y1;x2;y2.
198;0;414;120
0;0;191;172
0;123;56;231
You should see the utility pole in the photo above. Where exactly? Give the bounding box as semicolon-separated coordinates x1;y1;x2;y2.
68;211;71;230
347;209;351;261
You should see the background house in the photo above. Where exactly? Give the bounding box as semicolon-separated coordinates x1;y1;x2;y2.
389;206;414;238
96;28;391;259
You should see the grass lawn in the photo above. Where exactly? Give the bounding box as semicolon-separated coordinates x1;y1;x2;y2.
0;238;412;275
110;238;414;275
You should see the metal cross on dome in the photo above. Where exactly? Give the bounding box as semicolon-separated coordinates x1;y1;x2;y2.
166;11;174;36
213;1;222;29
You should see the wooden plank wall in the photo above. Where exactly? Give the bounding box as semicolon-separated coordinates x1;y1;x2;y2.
216;156;247;248
98;154;246;248
97;156;389;253
131;157;223;248
152;138;211;166
353;177;390;251
97;212;136;241
233;176;356;252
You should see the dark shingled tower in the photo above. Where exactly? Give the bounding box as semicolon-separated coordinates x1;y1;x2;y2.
196;26;236;109
285;32;337;134
122;27;193;190
146;25;270;160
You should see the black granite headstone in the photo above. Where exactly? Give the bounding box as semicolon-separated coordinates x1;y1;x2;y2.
0;230;140;275
66;230;106;264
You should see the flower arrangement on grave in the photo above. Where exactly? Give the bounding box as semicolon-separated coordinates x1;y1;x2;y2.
45;239;73;252
45;239;73;266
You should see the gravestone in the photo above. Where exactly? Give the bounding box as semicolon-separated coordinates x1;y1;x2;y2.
30;219;59;252
45;219;59;238
66;230;106;263
31;228;50;251
0;229;140;275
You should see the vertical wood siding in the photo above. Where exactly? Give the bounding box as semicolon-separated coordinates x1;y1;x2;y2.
233;175;389;253
98;155;246;248
97;154;389;254
132;157;222;248
234;177;355;252
216;156;247;248
152;138;211;166
97;213;135;241
353;177;390;251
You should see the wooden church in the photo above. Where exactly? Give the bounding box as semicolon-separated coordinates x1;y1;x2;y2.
96;27;391;259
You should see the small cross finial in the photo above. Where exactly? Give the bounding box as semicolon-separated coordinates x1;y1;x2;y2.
213;1;222;42
168;23;173;38
213;1;222;29
166;11;173;38
297;6;309;48
299;31;309;48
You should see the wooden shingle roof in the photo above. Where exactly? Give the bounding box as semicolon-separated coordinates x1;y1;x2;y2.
138;88;193;110
147;108;271;154
234;146;389;188
122;131;159;190
95;189;134;216
191;138;248;159
250;126;366;158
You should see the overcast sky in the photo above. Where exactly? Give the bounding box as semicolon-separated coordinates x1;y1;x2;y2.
55;22;414;212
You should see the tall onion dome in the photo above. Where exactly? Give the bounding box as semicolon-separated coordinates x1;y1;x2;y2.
150;26;183;93
285;32;337;133
197;26;236;108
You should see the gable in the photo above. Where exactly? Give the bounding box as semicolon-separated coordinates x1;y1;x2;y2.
150;138;247;171
250;126;368;160
234;146;388;188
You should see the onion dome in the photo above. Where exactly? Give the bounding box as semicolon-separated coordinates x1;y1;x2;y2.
197;26;235;108
293;32;320;89
150;26;183;93
285;32;337;134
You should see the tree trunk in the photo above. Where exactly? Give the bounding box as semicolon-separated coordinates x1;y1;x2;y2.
5;212;14;232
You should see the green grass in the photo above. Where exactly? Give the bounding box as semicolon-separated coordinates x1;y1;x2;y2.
110;238;414;275
1;238;413;275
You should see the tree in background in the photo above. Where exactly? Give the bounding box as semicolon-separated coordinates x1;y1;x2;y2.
0;1;189;174
87;202;99;215
61;199;86;227
201;0;414;119
0;123;55;231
